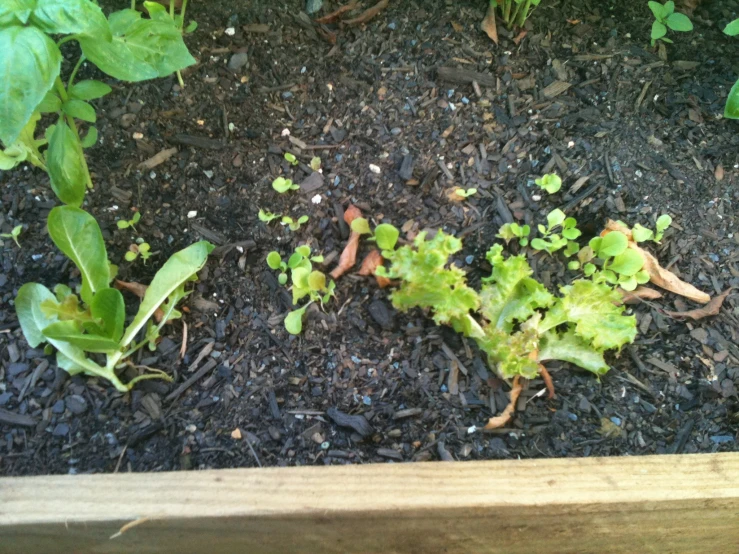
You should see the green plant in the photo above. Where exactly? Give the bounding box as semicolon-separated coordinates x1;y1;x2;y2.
0;224;23;247
453;187;477;199
587;231;650;291
723;18;739;119
491;0;542;29
266;245;334;334
0;0;195;207
15;206;213;392
648;1;693;45
116;211;141;231
284;152;299;166
124;240;152;263
272;177;299;193
381;230;636;382
310;156;321;171
350;219;400;251
630;214;672;243
530;209;580;255
534;173;562;194
496;222;530;247
258;209;281;223
282;215;309;231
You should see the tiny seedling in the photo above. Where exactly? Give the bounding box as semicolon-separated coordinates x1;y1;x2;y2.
125;241;152;263
496;222;530;247
116;211;141;230
1;225;23;247
310;156;321;171
284;152;299;166
258;209;281;223
350;219;400;251
626;214;672;243
454;188;478;199
530;209;580;255
648;1;693;45
725;19;739;119
266;245;334;334
588;231;650;291
534;173;562;194
281;215;309;231
272;177;300;193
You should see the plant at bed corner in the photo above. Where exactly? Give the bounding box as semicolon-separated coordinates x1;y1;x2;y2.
15;206;213;393
648;1;693;45
490;0;542;29
723;18;739;119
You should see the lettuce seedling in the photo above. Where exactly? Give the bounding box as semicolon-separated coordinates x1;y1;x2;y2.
648;1;693;45
351;219;400;252
725;19;739;119
1;225;23;247
281;215;309;231
497;222;530;247
530;209;579;255
117;211;141;231
272;177;299;193
258;209;281;223
15;206;213;392
124;241;152;263
266;245;334;334
284;152;299;166
453;188;477;199
534;173;562;194
631;214;671;243
588;231;650;291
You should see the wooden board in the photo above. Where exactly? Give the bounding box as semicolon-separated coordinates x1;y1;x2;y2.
1;453;738;554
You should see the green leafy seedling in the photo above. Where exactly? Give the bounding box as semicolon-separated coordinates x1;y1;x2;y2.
125;241;152;263
258;209;281;223
725;19;739;119
350;219;400;251
310;156;321;171
648;1;693;45
272;177;300;193
454;188;478;199
267;251;289;284
496;222;530;247
284;152;299;166
534;173;562;194
282;215;309;231
530;209;579;255
589;231;648;291
491;0;542;29
117;211;141;230
654;214;672;242
1;225;23;247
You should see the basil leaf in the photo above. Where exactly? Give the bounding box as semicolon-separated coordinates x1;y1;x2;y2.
47;206;111;305
0;25;61;146
90;287;125;341
47;121;86;206
0;0;35;26
62;99;96;123
42;321;120;353
80;126;98;148
725;79;739;120
30;0;111;39
120;241;214;347
15;282;56;348
37;90;61;113
69;80;112;100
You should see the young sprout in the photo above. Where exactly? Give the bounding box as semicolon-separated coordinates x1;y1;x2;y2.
281;215;309;231
530;209;579;255
654;214;672;242
0;224;22;247
534;173;562;194
258;209;281;223
272;177;300;193
284;152;299;166
310;156;321;171
116;211;141;230
497;222;530;247
124;241;152;263
588;232;649;291
350;219;400;251
649;1;693;45
454;188;478;199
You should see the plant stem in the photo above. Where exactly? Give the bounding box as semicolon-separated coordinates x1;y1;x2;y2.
67;55;86;90
169;0;175;18
176;70;184;88
131;0;136;9
516;0;532;27
54;77;94;189
180;0;189;25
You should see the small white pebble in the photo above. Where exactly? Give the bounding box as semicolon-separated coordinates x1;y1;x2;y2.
467;425;477;435
281;128;290;137
369;164;381;174
568;140;575;148
311;194;322;204
187;210;197;218
532;194;542;201
224;27;235;36
132;132;143;139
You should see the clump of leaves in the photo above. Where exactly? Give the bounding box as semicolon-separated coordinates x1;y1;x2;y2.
496;222;530;247
281;215;309;231
725;18;739;119
258;209;281;223
116;211;141;231
453;187;477;199
124;241;152;263
648;1;693;45
491;0;542;29
1;225;23;247
350;219;400;251
381;230;636;390
15;206;213;392
530;209;581;255
630;214;672;243
266;245;334;334
587;231;650;291
272;177;300;193
534;173;562;194
284;152;299;166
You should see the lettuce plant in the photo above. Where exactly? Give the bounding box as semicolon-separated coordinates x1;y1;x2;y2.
350;219;400;251
1;224;23;247
648;1;693;45
497;222;530;247
15;206;213;392
529;209;580;255
272;177;299;193
0;0;195;206
281;215;309;231
381;230;636;381
490;0;542;29
723;19;739;119
534;173;561;194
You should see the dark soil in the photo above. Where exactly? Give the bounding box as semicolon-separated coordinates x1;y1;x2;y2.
1;0;738;475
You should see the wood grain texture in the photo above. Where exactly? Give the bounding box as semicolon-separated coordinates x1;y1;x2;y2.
1;453;738;554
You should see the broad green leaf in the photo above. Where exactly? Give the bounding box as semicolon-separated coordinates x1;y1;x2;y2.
30;0;110;38
47;121;86;206
608;249;644;277
42;320;120;353
655;214;672;232
80;126;98;148
90;287;125;341
62;99;96;123
0;25;61;146
47;206;110;304
594;231;628;258
143;1;169;20
664;1;675;15
665;12;692;32
285;305;308;335
295;245;311;258
631;224;654;243
37;91;62;113
120;241;214;347
15;282;56;347
475;325;539;379
350;218;371;235
725;79;739;120
266;251;282;269
287;252;306;269
308;270;326;291
69;80;112;100
538;328;609;375
651;20;667;41
0;0;36;25
375;224;399;250
648;1;663;19
725;18;739;36
618;275;638;291
547;209;566;229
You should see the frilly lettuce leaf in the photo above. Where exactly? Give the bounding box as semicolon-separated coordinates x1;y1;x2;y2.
384;231;480;329
476;324;540;379
539;279;636;351
480;244;554;332
538;328;609;375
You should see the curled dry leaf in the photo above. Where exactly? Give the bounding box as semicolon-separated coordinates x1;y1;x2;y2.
445;188;465;202
664;288;735;320
618;286;663;304
358;249;392;288
539;364;555;399
343;0;389;27
314;1;360;24
512;29;528;45
114;279;166;323
483;376;523;430
481;1;498;45
329;204;363;280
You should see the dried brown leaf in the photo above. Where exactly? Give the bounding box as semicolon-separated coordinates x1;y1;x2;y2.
664;288;734;320
330;233;360;280
618;286;663;304
314;1;360;24
343;0;389;27
358;249;383;276
483;376;523;430
115;280;166;323
481;2;498;45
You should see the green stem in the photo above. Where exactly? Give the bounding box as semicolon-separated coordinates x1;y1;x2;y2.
54;77;94;189
68;55;86;90
516;0;532;27
176;69;184;88
180;0;189;25
56;35;78;47
169;0;175;18
131;0;136;9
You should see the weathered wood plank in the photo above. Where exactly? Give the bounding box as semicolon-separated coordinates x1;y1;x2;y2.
0;453;738;554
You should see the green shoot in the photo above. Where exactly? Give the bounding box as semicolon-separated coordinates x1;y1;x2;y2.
534;173;562;194
453;187;478;199
0;224;23;247
272;177;300;193
125;241;152;263
648;1;693;45
310;156;321;171
259;209;281;223
496;222;530;247
530;209;580;255
116;211;141;230
281;215;309;231
284;152;299;166
350;219;400;251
